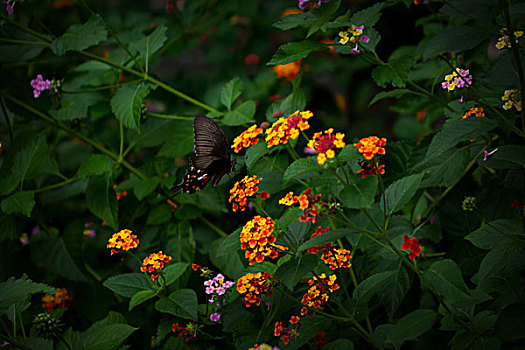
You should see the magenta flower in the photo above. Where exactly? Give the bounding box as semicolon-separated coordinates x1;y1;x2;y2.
298;0;329;10
210;313;220;322
360;35;370;43
351;47;360;55
30;75;52;98
3;0;14;15
205;286;214;294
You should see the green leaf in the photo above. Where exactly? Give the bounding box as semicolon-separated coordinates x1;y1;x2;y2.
267;41;328;66
103;273;153;297
220;77;243;110
274;13;316;31
275;254;318;290
482;144;525;169
425;118;499;160
423;25;488;61
350;2;384;26
279;208;302;231
422;259;473;305
128;24;167;60
129;290;157;311
222;100;256;126
133;178;160;200
111;82;154;131
77;154;113;179
369;89;410;105
83;323;137;350
338;175;377;209
353;271;391;303
372;56;415;88
465;220;524;250
299;228;352;252
245;142;269;169
385;309;437;349
323;339;354;350
86;174;118;230
19;338;53;350
163;262;189;286
155;289;198;321
473;242;523;291
378;263;412;319
0;277;54;312
381;173;423;216
49;93;103;120
51;15;108;55
420;148;469;188
1;191;34;217
283;158;322;184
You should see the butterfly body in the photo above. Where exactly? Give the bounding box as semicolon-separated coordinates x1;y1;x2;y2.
171;116;235;194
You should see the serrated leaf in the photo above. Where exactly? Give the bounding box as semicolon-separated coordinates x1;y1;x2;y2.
369;89;410;105
245;141;269;169
128;24;167;60
49;93;103;120
77;154;113;179
216;228;241;257
129;290;157;311
274;12;316;31
163;262;189;285
422;259;473;305
1;191;34;217
222;100;256;126
423;25;488;61
496;304;525;341
381;173;423;216
155;289;198;321
276;254;318;290
283;158;322;183
268;41;328;66
0;277;55;312
338;175;377;209
385;309;437;349
86;174;118;229
51;15;108;55
372;56;415;88
280;208;302;231
220;77;243;110
111;82;154;131
425;118;499;160
134;178;160;200
465;220;524;250
83;323;137;350
103;273;153;297
350;2;384;26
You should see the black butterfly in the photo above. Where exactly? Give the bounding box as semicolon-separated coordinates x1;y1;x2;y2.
171;115;236;194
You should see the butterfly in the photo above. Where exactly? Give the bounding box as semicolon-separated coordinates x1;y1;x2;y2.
171;115;236;194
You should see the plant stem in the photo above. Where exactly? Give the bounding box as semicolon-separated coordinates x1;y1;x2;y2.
201;216;227;238
148;112;194;120
32;177;78;193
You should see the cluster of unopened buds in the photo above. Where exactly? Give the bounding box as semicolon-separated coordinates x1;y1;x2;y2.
338;25;370;54
495;28;523;50
274;316;301;345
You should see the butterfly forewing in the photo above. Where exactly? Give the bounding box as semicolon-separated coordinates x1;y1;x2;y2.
193;115;230;159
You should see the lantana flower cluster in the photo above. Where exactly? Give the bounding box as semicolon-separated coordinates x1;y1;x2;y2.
338;25;370;54
502;89;522;112
306;227;352;270
30;74;52;98
42;287;72;312
401;234;421;261
265;110;312;147
236;272;275;307
204;273;235;300
231;124;263;153
307;128;345;165
140;251;172;281
300;274;339;315
495;28;523;49
354;136;387;179
240;216;287;265
279;188;336;223
106;229;139;255
461;107;485;119
441;68;472;91
229;175;269;212
273;60;301;81
274;316;301;345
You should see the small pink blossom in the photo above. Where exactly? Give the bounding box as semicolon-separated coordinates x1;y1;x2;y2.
210;313;220;322
360;35;370;43
3;0;14;15
30;75;52;98
351;46;360;55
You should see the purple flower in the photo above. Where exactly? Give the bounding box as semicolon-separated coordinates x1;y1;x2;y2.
216;287;226;295
360;35;370;43
351;46;360;55
483;148;498;161
30;74;52;98
304;146;316;155
205;286;214;294
3;0;14;15
441;81;450;90
458;96;464;104
210;313;220;322
298;0;329;10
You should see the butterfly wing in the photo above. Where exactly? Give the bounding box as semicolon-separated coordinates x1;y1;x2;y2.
193;115;230;159
170;165;212;194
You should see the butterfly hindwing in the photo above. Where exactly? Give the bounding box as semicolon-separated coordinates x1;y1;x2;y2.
171;115;234;194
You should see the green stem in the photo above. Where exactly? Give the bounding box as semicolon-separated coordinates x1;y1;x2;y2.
253;199;270;217
62;79;143;93
119;122;124;160
147;112;194;120
201;216;227;238
33;177;78;193
2;15;53;42
406;80;453;111
380;232;421;276
376;168;388;232
0;38;50;46
502;0;525;131
336;210;379;236
286;143;300;161
360;208;383;233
